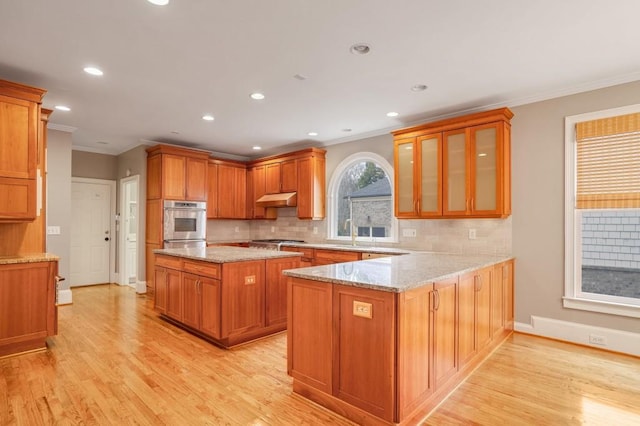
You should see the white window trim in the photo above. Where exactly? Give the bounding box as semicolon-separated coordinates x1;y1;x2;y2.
327;152;398;243
564;103;640;318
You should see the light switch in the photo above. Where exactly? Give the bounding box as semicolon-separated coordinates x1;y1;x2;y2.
47;226;61;235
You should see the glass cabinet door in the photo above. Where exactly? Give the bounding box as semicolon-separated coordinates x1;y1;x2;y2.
472;125;498;212
418;134;441;216
395;138;416;216
443;130;468;215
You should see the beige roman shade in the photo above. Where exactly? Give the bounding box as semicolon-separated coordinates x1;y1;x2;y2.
575;112;640;209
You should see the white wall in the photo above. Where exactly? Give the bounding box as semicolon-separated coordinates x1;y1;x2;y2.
46;129;72;292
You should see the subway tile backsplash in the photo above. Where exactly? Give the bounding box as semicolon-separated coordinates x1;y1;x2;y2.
207;207;512;256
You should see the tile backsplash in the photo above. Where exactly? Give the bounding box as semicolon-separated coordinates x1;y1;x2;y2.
207;207;512;255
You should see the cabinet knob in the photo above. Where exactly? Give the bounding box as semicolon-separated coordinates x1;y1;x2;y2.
105;237;110;241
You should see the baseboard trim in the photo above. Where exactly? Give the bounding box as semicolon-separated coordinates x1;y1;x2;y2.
515;315;640;357
57;289;73;305
136;280;147;294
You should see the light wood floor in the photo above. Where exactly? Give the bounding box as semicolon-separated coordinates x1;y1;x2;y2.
1;285;638;425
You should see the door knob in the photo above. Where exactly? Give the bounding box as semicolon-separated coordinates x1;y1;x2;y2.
105;237;110;241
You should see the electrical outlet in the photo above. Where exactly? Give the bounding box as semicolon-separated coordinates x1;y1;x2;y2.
47;226;61;235
468;229;477;240
271;226;275;233
589;334;607;346
234;226;239;233
402;228;417;237
313;226;318;234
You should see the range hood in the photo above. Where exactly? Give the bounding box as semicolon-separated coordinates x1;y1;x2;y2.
255;192;297;208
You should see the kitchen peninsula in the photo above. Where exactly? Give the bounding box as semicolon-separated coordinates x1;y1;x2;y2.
284;252;514;425
153;246;301;348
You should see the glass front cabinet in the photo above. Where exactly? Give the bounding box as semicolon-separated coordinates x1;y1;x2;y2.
393;108;512;219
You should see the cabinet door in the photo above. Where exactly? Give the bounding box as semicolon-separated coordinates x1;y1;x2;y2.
470;123;500;214
394;137;417;217
185;157;207;201
443;130;469;216
233;167;247;219
288;278;333;393
503;260;514;330
165;268;183;321
154;267;167;313
250;166;268;219
334;285;396;422
182;273;200;329
0;177;36;220
217;164;236;218
476;267;492;350
162;154;186;200
206;162;218;218
200;276;221;339
265;257;300;326
397;286;433;419
281;159;298;192
458;271;476;368
297;155;325;220
146;155;162;200
221;260;265;337
491;262;505;339
417;134;442;217
0;94;37;180
433;277;458;389
265;163;281;194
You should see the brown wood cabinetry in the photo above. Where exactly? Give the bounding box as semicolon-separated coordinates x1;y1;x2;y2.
265;159;297;194
0;260;58;357
247;165;277;219
393;107;513;219
288;259;515;425
146;145;208;201
0;80;46;223
154;254;299;348
207;159;247;219
281;246;314;267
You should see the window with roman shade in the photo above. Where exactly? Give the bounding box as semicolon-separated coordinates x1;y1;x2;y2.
575;112;640;209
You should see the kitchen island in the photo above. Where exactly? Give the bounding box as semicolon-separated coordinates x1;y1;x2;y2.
153;246;301;348
0;254;60;357
284;252;514;425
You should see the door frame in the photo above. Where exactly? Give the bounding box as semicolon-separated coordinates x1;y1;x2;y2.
71;177;117;284
118;175;141;289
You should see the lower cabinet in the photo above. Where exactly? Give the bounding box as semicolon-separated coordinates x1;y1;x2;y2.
288;260;514;424
154;254;299;348
0;260;58;357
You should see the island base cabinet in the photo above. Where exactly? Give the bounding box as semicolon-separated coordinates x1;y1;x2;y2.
222;260;265;338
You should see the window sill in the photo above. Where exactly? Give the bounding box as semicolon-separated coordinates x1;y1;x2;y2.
562;297;640;318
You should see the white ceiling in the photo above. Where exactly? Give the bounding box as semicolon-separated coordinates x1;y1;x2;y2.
2;1;640;158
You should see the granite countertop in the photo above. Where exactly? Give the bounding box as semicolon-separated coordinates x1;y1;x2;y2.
154;246;302;263
0;253;60;265
283;252;513;293
280;242;414;255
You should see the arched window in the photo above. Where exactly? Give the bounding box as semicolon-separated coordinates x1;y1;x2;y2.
328;152;398;243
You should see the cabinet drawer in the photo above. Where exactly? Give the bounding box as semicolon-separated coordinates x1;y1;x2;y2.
183;260;220;278
315;249;361;263
282;246;315;259
361;252;393;260
156;255;183;270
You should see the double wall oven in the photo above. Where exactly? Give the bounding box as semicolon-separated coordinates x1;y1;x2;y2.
163;200;207;248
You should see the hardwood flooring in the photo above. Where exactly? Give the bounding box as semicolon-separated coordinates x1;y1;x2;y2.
1;284;639;425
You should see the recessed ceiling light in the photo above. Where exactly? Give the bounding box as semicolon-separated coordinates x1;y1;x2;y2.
83;66;103;76
293;74;308;81
350;43;371;55
342;128;352;132
250;92;265;100
171;131;180;135
97;141;109;145
308;132;318;137
147;0;169;5
411;84;428;92
55;105;71;112
478;153;488;157
252;146;262;150
386;112;399;117
202;114;214;121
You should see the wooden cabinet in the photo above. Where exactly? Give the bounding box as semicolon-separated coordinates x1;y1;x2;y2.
0;260;58;357
392;107;512;219
281;246;314;267
266;256;299;326
248;148;326;220
265;159;297;194
182;267;221;339
146;145;209;201
166;268;183;321
289;259;515;424
154;266;168;313
207;159;247;219
0;80;46;222
222;260;265;337
313;248;361;266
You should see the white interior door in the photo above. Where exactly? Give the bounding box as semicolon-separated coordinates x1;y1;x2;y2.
71;181;112;286
124;178;138;286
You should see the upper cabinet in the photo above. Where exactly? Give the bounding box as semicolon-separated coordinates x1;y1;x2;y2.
146;145;209;201
392;108;513;219
265;158;298;194
207;159;247;219
0;79;46;222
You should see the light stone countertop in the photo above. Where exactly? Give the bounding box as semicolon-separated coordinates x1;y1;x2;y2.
283;252;513;293
154;246;302;263
0;253;60;265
